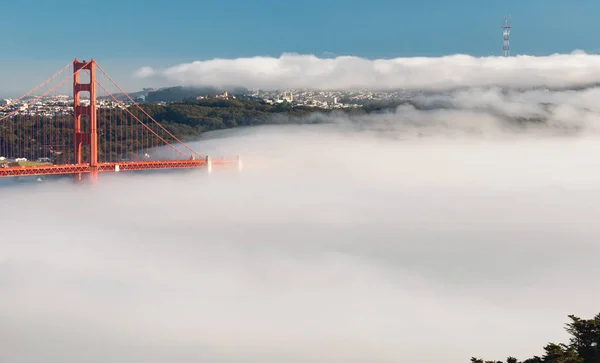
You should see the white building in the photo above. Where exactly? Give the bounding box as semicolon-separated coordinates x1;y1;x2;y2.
283;91;294;102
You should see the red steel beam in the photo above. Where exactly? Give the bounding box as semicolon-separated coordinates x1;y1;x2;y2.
0;159;237;178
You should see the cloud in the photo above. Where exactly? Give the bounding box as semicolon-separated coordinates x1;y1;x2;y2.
135;51;600;91
133;66;156;78
2;88;600;363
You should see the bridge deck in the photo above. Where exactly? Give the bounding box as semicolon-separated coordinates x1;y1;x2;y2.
0;159;235;178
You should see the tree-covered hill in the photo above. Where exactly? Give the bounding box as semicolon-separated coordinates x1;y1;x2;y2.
0;99;339;163
145;86;250;103
131;98;336;139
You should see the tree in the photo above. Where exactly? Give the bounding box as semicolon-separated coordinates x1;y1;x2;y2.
522;357;542;363
471;312;599;363
541;343;582;363
565;314;600;363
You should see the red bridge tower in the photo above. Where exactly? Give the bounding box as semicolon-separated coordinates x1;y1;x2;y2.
73;59;98;179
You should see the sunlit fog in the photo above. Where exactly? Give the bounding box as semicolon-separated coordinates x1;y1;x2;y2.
2;84;600;363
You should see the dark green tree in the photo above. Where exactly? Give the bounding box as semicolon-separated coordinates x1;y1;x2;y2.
541;343;582;363
565;313;600;363
471;313;599;363
522;357;542;363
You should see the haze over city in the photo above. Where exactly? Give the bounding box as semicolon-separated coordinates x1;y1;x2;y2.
1;1;600;363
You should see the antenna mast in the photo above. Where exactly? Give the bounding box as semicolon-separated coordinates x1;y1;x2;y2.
502;15;512;57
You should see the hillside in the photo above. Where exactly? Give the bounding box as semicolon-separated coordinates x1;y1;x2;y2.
145;86;250;103
132;98;335;139
0;98;337;164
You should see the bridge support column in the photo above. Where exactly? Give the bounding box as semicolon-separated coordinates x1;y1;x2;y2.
237;155;243;172
206;155;212;174
90;168;98;183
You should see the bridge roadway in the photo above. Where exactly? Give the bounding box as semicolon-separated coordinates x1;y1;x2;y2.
0;159;236;178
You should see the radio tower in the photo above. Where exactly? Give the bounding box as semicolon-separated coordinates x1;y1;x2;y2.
502;15;512;57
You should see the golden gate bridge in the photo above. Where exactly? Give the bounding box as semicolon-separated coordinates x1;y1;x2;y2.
0;59;237;180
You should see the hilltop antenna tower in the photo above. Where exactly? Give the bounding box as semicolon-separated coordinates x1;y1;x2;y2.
502;15;512;57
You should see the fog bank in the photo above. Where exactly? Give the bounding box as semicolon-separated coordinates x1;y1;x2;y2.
136;51;600;91
2;100;600;363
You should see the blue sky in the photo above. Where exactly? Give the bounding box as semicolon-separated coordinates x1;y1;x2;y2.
1;0;599;95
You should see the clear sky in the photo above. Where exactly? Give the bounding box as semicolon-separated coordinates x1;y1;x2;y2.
1;0;599;95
